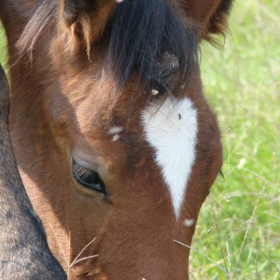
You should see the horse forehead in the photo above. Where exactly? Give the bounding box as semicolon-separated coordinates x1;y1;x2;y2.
71;80;145;133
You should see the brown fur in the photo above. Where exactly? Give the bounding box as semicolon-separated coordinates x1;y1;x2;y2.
180;0;233;42
0;0;232;279
57;0;116;58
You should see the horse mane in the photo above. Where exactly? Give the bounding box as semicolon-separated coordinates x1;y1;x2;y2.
17;0;198;94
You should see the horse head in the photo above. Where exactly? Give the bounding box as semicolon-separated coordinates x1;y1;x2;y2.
0;0;233;278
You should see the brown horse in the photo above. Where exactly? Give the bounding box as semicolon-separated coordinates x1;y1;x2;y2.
1;0;233;278
0;64;66;279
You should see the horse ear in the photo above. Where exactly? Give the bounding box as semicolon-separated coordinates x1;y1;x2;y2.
181;0;233;41
62;0;93;27
60;0;116;50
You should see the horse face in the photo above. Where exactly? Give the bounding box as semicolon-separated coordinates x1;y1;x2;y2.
2;0;232;278
44;63;223;279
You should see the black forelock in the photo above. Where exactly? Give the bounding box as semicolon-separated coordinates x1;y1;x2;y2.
106;0;198;94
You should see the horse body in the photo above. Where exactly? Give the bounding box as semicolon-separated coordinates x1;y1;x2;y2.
0;0;232;278
0;65;66;279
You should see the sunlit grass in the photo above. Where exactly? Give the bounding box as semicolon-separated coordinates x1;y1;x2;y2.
0;25;7;68
190;0;280;279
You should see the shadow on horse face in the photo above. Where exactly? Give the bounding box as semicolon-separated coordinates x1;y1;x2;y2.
0;64;66;279
0;0;233;278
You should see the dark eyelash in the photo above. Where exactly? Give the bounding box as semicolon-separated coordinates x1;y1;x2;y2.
72;161;108;197
73;164;93;181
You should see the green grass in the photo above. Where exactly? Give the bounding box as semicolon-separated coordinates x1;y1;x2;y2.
190;0;280;279
0;1;279;279
0;25;7;67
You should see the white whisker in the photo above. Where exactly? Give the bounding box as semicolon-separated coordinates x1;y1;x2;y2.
69;238;97;268
49;223;69;268
173;239;230;276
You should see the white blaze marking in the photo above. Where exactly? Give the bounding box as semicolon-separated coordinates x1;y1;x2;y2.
142;97;198;218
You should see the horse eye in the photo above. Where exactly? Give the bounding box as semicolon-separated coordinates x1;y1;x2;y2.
72;161;108;197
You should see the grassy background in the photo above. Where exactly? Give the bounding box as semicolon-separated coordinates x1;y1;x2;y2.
191;1;280;279
0;26;7;68
0;0;279;279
